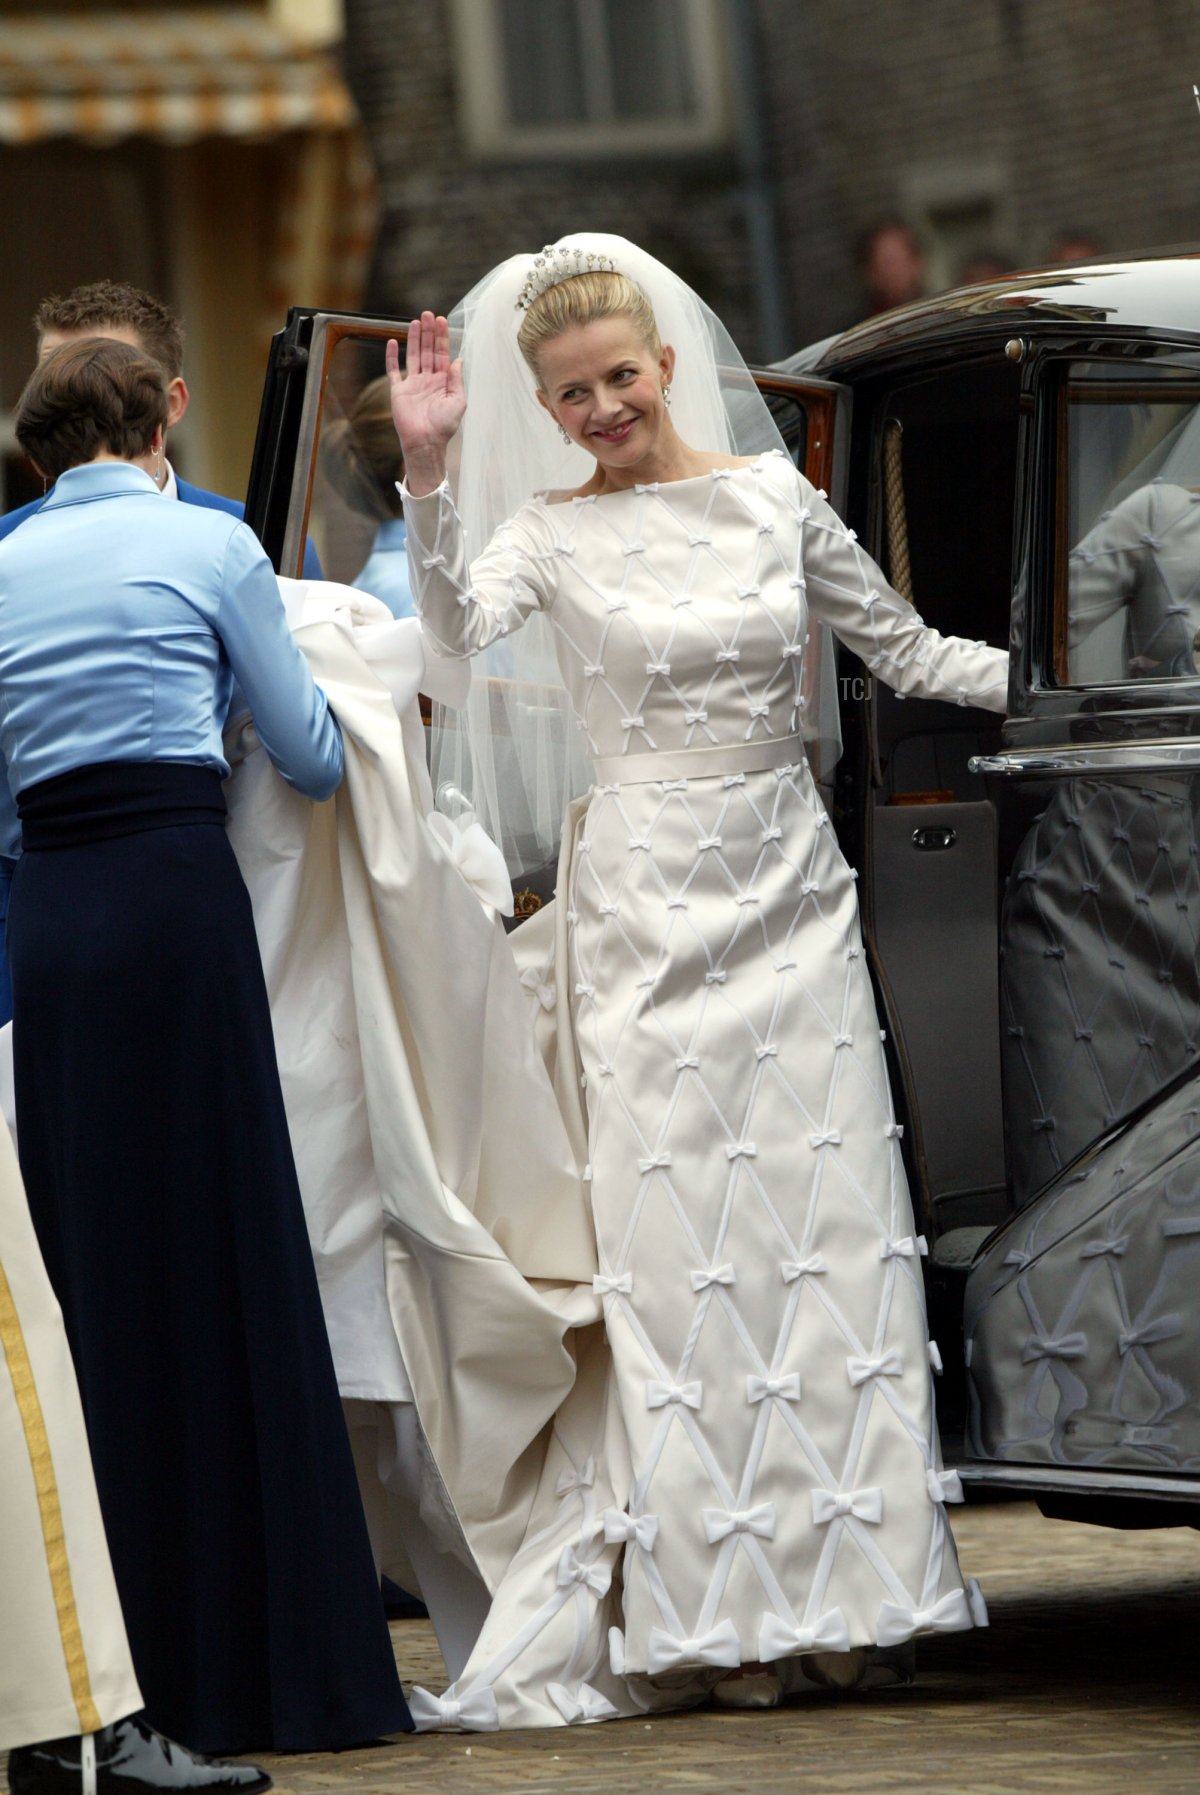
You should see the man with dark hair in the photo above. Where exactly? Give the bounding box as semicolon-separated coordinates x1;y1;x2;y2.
35;280;185;383
0;280;312;547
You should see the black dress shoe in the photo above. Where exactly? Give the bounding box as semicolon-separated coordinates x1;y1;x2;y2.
6;1717;272;1795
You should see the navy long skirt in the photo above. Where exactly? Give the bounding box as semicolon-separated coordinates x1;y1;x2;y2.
9;764;411;1754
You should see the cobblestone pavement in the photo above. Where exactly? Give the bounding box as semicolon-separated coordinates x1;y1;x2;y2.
5;1500;1198;1795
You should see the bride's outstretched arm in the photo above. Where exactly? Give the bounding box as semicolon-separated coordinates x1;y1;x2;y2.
389;315;556;658
797;476;1009;712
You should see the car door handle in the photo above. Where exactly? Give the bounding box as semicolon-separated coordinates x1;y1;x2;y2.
970;742;1200;777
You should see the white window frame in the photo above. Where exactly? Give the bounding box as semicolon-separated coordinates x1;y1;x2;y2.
448;0;731;159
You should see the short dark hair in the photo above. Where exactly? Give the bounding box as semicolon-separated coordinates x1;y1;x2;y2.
16;337;169;481
34;280;185;379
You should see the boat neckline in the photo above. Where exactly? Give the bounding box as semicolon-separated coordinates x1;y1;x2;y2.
535;450;784;507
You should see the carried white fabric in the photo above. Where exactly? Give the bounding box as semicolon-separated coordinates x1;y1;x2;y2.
224;580;600;1590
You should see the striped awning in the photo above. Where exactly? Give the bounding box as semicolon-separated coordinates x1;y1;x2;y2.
0;8;354;146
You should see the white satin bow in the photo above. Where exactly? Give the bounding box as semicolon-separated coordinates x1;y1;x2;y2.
690;1263;736;1291
811;1486;883;1525
1079;1234;1129;1259
556;1456;596;1497
425;813;514;915
1020;1332;1087;1363
876;1587;972;1647
556;1546;612;1599
603;1511;660;1551
879;1235;928;1261
926;1468;964;1504
781;1254;827;1282
408;1684;500;1732
646;1380;702;1410
847;1350;903;1386
646;1619;742;1674
808;1129;842;1149
546;1682;620;1724
1118;1314;1182;1355
519;966;557;1011
758;1608;850;1659
639;1152;673;1173
593;1272;633;1296
746;1372;801;1403
702;1502;776;1544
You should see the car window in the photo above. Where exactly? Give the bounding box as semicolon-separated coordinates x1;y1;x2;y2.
299;331;410;610
1059;356;1200;686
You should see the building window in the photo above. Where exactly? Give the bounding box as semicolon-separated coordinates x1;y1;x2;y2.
450;0;730;158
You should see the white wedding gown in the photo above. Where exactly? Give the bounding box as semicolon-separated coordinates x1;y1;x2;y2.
400;450;1008;1724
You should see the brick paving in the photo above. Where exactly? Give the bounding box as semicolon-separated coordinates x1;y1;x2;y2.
268;1500;1200;1795
6;1500;1198;1795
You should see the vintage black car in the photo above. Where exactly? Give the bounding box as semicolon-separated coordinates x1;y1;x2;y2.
247;253;1200;1529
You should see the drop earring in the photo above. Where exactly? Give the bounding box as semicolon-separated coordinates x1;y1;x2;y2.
558;423;571;446
662;383;672;407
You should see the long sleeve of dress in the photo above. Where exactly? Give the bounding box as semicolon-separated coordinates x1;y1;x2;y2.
798;479;1009;713
401;479;555;658
217;523;344;799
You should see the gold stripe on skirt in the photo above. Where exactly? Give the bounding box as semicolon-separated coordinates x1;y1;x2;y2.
0;1257;102;1734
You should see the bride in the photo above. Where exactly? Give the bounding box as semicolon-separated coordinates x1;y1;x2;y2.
374;231;1007;1725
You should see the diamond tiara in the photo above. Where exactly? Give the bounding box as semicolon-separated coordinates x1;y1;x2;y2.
515;244;618;311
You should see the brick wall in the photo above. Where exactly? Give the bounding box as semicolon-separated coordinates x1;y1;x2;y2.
344;0;1200;362
341;0;761;349
762;0;1200;339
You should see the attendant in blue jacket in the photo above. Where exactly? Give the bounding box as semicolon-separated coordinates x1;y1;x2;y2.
0;281;320;1025
0;337;410;1756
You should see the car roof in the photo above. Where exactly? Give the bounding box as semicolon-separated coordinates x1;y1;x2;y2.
779;249;1200;378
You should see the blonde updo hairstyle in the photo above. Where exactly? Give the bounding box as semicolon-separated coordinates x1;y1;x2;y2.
517;271;661;387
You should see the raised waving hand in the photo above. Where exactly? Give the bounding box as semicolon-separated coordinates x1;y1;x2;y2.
386;312;465;496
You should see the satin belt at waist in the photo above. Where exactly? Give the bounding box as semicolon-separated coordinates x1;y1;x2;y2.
591;733;805;787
